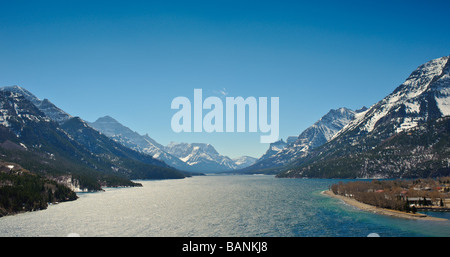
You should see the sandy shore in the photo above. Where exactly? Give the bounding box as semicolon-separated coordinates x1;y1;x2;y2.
322;190;448;222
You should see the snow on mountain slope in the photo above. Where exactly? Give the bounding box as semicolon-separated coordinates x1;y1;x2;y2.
89;116;254;172
244;107;361;172
0;90;52;132
278;55;450;179
88;116;190;171
258;139;288;161
232;156;258;169
0;85;72;124
334;55;450;138
164;142;238;172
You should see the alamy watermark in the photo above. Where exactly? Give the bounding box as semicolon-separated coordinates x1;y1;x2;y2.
171;89;279;143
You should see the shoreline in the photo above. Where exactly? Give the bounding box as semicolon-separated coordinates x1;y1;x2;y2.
322;190;448;222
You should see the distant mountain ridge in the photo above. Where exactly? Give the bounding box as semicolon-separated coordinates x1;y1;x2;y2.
232;156;258;169
89;116;257;172
164;142;246;172
87;116;191;171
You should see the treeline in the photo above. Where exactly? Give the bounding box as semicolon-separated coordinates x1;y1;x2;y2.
330;178;448;213
0;147;140;191
331;180;410;212
0;171;77;217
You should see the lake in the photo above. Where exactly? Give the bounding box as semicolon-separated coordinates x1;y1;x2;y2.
1;175;449;237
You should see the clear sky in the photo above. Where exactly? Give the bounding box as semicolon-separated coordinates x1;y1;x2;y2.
1;0;449;158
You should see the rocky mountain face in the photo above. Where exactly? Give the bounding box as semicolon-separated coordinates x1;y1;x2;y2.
164;143;256;172
257;139;288;162
0;88;187;192
88;116;191;171
2;55;448;182
232;156;258;169
89;116;257;172
0;85;72;124
163;142;236;172
278;55;450;178
242;107;363;173
61;117;184;179
283;116;450;179
332;55;449;140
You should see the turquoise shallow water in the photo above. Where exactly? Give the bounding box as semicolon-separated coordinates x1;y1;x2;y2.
0;175;449;237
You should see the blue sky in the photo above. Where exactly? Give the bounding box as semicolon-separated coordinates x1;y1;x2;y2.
1;0;449;158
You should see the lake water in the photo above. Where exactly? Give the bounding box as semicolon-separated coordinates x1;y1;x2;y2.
0;175;449;237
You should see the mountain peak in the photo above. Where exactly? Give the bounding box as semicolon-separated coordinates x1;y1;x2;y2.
94;115;119;124
272;139;286;144
397;55;449;95
232;156;258;169
0;85;72;124
0;85;37;101
164;142;238;172
279;55;450;178
340;55;450;135
336;107;350;112
355;106;368;113
245;104;359;172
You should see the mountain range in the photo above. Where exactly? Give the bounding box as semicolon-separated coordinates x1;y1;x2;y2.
0;85;72;124
239;107;367;174
0;86;188;193
273;55;450;178
88;116;257;172
2;55;448;217
1;55;449;190
87;116;192;171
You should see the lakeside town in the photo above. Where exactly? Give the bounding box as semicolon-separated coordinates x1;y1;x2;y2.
329;178;450;216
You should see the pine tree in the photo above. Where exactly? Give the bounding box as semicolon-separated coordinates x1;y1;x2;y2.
404;200;411;213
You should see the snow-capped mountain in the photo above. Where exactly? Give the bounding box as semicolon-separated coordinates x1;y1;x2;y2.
243;107;361;173
89;116;256;172
164;142;239;172
0;85;72;124
257;139;288;161
0;90;52;132
294;107;361;149
0;88;186;192
88;116;190;171
232;156;258;169
332;55;449;142
279;55;450;178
